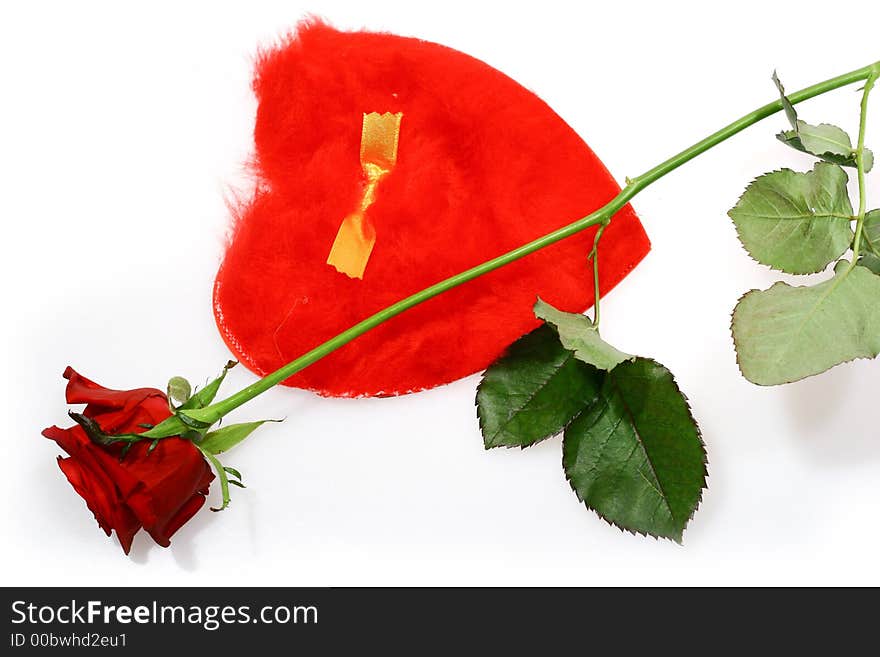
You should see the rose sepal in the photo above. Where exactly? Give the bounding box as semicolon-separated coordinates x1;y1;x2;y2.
195;445;244;512
199;420;281;455
177;360;237;411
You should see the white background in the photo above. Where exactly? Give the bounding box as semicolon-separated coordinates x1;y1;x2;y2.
2;0;879;586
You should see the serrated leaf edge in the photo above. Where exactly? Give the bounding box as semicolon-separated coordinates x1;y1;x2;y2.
476;347;588;450
727;166;852;275
561;358;709;543
729;269;880;385
776;129;873;172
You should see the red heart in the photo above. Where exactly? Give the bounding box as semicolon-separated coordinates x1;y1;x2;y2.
213;20;650;397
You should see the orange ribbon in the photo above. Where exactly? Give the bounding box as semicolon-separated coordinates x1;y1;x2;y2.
327;112;403;279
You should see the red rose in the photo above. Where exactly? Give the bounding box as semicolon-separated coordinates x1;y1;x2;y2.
42;367;214;554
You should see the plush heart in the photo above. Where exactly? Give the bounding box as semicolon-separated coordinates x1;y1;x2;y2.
213;20;650;397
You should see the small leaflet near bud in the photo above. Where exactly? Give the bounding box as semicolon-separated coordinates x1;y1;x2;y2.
223;466;243;480
167;376;192;404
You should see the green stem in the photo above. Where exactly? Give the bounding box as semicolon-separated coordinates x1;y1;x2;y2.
183;60;879;424
195;444;231;511
589;222;608;328
850;71;878;261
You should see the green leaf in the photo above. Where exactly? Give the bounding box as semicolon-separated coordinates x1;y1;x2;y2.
732;261;880;385
777;127;874;172
199;420;277;455
796;121;853;160
533;298;633;370
728;162;853;274
166;376;192;404
176;411;213;430
772;71;798;129
178;360;237;411
476;325;603;449
223;466;243;480
563;358;707;542
859;209;880;257
139;414;189;439
772;72;872;171
196;445;232;511
858;253;880;275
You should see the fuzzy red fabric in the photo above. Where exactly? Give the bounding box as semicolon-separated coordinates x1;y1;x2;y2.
214;20;650;397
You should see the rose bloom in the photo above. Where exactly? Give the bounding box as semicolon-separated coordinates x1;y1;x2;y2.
42;367;213;554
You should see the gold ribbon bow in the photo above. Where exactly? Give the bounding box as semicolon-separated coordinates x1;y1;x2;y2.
327;111;403;279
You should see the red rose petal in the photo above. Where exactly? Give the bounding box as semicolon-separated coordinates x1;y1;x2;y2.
63;367;170;433
55;452;141;554
45;369;213;554
123;438;214;535
146;494;207;547
63;366;161;409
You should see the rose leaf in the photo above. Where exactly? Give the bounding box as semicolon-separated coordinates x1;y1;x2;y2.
476;324;603;449
732;261;880;385
563;357;707;542
727;162;853;274
533;298;633;371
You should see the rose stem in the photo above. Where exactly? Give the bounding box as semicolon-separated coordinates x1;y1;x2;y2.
181;60;880;425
